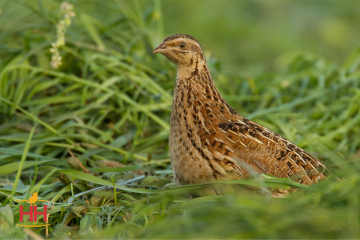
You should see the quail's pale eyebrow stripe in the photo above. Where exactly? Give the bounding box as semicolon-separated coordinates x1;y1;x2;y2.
162;34;204;52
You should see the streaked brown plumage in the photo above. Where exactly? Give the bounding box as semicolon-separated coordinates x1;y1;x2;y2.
153;34;327;188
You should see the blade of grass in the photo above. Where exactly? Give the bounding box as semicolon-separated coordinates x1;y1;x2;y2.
1;125;36;206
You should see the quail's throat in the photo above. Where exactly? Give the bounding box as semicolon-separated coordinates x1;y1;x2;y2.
176;55;207;80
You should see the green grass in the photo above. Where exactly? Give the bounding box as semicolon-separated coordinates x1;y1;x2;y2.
1;0;360;239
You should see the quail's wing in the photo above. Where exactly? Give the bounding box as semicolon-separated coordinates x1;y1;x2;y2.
195;95;327;184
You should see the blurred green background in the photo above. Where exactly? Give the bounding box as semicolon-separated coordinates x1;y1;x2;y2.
2;0;360;73
161;0;360;73
0;0;360;239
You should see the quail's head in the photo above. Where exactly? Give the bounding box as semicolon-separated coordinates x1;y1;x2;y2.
153;34;205;68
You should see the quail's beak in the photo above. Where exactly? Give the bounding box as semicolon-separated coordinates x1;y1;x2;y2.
153;43;167;54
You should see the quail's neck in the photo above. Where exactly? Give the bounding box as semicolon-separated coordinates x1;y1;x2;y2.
175;56;207;80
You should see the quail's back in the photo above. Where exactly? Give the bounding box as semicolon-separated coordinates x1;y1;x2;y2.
153;34;327;186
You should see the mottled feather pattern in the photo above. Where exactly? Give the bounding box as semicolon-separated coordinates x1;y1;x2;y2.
155;34;327;187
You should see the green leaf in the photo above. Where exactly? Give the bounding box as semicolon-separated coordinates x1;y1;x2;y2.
57;169;154;194
79;13;105;50
2;126;36;206
92;164;141;173
0;160;56;175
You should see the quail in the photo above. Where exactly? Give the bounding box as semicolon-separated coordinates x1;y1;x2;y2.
153;34;327;188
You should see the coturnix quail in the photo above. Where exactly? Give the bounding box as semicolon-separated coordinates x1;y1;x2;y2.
153;34;327;189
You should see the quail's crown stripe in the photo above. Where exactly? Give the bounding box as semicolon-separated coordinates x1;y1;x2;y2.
163;34;200;45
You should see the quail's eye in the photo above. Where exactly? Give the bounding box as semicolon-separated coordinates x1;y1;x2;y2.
179;42;186;49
